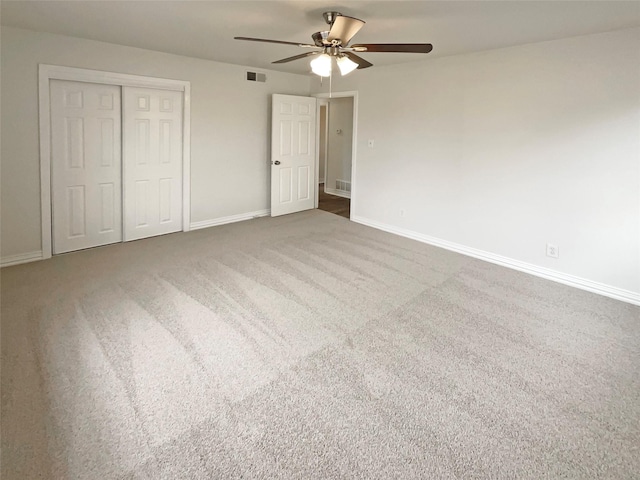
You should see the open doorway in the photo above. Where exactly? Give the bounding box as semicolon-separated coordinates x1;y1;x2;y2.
316;93;356;220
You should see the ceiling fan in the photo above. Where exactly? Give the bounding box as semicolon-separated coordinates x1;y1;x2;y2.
235;11;433;77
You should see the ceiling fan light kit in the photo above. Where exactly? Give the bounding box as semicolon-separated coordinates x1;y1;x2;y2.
234;11;433;77
336;55;359;75
310;53;332;77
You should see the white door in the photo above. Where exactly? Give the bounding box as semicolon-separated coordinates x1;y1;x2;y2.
123;87;183;241
271;94;316;217
50;80;122;254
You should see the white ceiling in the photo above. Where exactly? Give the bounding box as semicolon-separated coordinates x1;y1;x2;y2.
2;1;639;76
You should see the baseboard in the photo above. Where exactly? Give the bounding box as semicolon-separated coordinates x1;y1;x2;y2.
324;187;351;199
1;250;44;268
352;215;640;306
190;209;270;231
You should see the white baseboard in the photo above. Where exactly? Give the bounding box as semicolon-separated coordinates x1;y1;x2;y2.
190;209;270;231
352;215;640;306
324;187;351;199
1;250;44;268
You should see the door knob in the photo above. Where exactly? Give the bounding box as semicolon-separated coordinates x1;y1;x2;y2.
274;160;281;165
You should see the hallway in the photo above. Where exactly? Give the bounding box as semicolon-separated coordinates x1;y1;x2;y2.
318;184;350;219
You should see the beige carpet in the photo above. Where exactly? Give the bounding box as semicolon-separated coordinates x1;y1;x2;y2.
2;209;639;479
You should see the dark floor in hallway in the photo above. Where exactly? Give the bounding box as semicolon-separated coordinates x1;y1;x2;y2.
318;184;350;219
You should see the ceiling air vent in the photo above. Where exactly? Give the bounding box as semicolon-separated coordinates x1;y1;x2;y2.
246;72;266;82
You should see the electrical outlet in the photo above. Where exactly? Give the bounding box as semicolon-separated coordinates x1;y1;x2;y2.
399;209;405;217
546;243;559;258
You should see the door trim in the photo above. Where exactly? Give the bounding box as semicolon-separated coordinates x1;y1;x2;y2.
315;99;330;208
313;91;358;220
38;64;191;259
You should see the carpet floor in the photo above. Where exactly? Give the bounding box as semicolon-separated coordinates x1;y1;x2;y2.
2;210;639;479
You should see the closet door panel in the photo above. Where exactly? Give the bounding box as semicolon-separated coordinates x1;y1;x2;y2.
50;80;122;254
123;87;183;241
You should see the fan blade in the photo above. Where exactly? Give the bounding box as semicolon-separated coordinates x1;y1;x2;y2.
272;52;320;64
234;37;316;48
343;52;373;69
327;15;365;45
351;43;433;53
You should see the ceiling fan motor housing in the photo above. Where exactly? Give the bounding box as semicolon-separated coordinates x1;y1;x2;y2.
312;31;344;48
312;31;330;47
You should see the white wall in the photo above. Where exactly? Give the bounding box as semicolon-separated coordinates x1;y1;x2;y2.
326;97;354;192
315;27;640;301
0;27;310;259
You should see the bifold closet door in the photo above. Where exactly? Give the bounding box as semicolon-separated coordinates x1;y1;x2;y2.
50;80;123;254
123;87;183;241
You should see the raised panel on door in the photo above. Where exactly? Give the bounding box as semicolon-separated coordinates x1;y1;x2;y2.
123;87;183;241
297;166;310;200
271;94;316;217
50;80;122;254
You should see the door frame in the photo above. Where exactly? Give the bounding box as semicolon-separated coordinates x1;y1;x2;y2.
316;98;330;205
313;91;358;218
38;64;191;259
